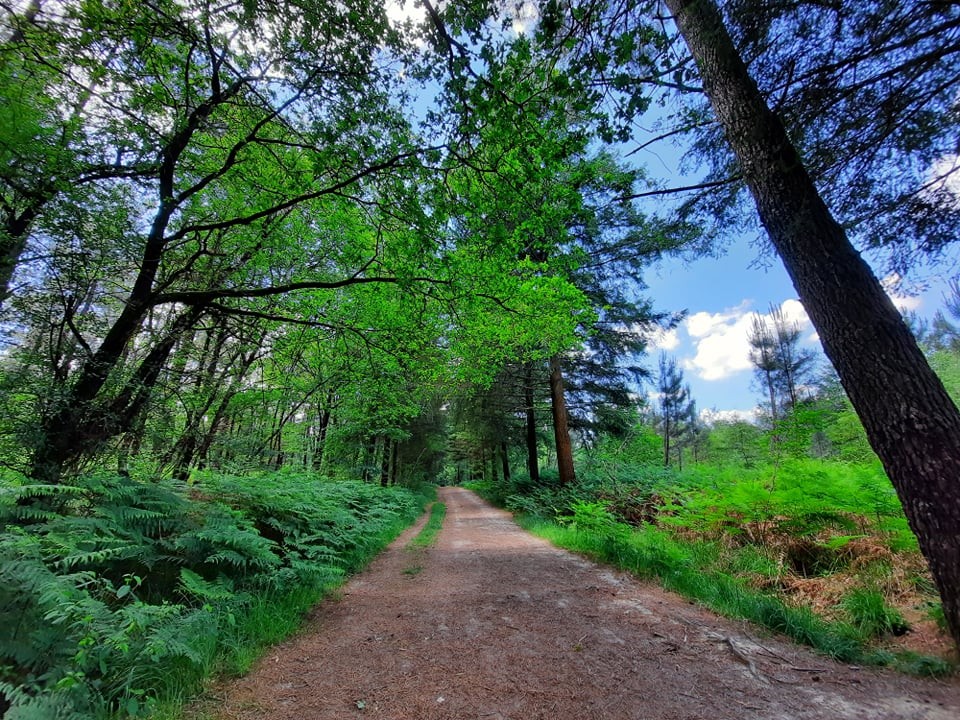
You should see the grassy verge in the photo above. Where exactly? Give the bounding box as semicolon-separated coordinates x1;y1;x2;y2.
464;479;952;677
518;517;951;676
162;482;437;718
401;501;446;578
216;489;436;679
409;501;446;549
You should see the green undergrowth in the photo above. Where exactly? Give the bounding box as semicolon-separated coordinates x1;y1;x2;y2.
402;502;445;578
465;459;954;677
409;501;446;549
0;470;432;719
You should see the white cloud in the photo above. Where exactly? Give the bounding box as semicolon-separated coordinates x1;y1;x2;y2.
779;298;811;326
682;299;814;382
510;1;539;35
645;326;680;351
385;0;427;26
699;407;759;425
385;1;538;37
881;272;923;313
925;153;960;201
686;300;751;339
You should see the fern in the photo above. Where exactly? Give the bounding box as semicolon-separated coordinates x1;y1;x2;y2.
178;569;235;602
0;469;424;717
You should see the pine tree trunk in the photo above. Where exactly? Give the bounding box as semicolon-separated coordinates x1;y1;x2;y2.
663;415;671;468
501;440;511;483
549;355;576;485
524;363;540;482
313;397;333;472
380;437;391;487
390;439;400;485
765;369;778;424
665;0;960;649
360;438;375;482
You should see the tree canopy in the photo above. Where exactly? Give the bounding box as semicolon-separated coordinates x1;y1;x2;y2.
3;0;960;675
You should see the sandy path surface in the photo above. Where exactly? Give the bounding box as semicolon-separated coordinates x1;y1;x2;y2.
208;487;960;719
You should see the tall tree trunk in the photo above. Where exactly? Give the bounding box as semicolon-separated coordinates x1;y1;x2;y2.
30;303;205;482
666;0;960;648
500;440;511;484
390;439;400;485
524;362;540;482
764;368;778;425
663;415;671;468
359;440;371;481
549;355;576;485
313;406;332;472
193;392;236;473
380;437;391;487
0;203;47;304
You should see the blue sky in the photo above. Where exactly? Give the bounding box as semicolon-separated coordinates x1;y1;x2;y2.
383;1;960;419
620;58;960;421
640;237;960;420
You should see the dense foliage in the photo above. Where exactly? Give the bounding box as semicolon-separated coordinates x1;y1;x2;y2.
0;472;427;718
2;0;960;713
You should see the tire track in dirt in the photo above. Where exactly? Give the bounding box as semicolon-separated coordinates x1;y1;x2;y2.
207;487;960;719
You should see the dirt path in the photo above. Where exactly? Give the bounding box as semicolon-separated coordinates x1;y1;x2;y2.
207;487;960;719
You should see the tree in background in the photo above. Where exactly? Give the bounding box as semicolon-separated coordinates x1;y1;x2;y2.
748;313;780;424
769;305;818;412
656;353;695;468
422;27;678;485
749;305;818;426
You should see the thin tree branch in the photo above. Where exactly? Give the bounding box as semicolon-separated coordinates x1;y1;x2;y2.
621;175;740;200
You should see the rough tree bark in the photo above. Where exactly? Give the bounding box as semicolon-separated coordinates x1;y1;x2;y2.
549;355;576;485
312;405;332;472
524;362;540;482
664;0;960;648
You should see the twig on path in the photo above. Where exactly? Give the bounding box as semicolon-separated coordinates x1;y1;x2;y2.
741;630;826;673
720;635;767;683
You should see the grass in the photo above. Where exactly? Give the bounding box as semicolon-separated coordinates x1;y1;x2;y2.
401;501;446;580
466;460;955;677
409;501;446;549
517;515;953;676
841;587;910;638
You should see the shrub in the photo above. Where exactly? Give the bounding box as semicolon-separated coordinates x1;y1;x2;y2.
0;471;425;718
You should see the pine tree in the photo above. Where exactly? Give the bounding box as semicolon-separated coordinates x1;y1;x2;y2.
665;0;960;650
657;353;695;468
748;313;779;423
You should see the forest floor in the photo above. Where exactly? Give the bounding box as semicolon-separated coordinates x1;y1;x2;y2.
196;487;960;720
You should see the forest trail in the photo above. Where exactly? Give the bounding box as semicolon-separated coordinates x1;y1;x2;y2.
205;487;960;720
